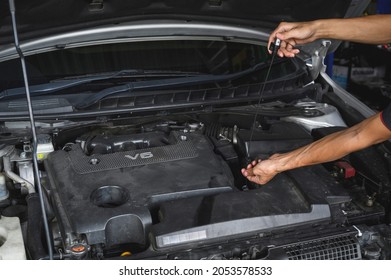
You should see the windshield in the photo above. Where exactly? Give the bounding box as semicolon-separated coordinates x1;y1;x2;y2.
0;40;295;92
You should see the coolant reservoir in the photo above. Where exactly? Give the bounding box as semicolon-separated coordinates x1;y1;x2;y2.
36;134;54;162
0;216;26;260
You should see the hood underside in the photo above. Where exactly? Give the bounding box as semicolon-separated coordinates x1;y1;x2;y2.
1;0;368;44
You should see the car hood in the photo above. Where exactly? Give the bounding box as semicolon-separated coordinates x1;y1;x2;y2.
0;0;369;59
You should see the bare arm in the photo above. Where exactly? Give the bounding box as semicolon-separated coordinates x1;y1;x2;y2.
241;113;391;185
268;15;391;57
249;14;391;184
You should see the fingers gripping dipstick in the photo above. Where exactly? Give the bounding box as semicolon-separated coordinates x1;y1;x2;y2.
246;38;282;164
269;38;281;54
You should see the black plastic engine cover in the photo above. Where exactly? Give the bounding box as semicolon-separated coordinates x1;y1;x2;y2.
237;121;313;159
45;131;234;248
151;164;351;249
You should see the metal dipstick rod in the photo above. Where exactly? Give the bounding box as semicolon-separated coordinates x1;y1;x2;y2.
246;38;281;162
8;0;54;259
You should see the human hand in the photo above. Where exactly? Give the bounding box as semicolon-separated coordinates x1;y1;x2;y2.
268;21;319;58
241;156;280;185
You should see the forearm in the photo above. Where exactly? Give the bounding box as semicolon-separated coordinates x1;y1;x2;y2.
243;113;391;185
272;113;391;173
278;129;362;172
314;15;391;44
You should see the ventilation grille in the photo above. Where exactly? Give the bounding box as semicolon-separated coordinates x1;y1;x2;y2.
8;99;61;108
88;73;314;111
283;234;361;260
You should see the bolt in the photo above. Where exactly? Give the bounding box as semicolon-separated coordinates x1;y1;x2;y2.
89;158;100;165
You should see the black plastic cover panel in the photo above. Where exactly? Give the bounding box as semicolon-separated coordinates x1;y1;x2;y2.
152;163;351;249
45;131;234;247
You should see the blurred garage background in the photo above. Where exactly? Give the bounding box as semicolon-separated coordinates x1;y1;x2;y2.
327;0;391;111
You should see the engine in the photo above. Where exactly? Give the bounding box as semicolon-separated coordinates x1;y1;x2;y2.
1;103;391;260
45;125;235;256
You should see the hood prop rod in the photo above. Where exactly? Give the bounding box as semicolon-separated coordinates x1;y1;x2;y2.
8;0;54;260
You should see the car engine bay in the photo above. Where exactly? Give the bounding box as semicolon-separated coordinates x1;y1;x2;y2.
1;100;391;260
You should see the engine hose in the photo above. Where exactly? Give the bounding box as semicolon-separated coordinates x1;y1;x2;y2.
204;123;220;137
3;156;35;194
26;193;47;260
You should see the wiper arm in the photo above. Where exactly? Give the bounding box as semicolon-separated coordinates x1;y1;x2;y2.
0;69;202;100
76;60;279;109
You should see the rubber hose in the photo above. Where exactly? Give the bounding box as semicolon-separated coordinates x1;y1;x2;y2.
26;193;47;259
